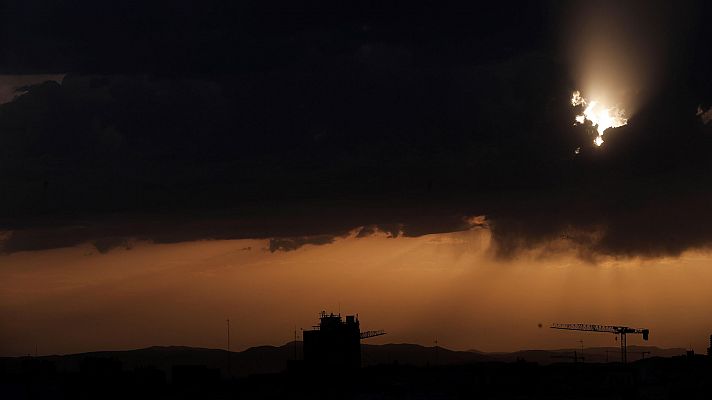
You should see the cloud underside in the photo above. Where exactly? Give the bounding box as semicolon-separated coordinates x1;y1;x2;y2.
3;174;712;259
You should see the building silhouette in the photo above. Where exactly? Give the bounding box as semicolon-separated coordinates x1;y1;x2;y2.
303;311;384;370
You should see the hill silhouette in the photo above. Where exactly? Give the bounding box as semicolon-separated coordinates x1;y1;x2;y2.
1;343;687;378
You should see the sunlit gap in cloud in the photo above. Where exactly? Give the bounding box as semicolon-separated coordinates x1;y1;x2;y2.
562;1;680;149
571;90;627;146
697;105;712;125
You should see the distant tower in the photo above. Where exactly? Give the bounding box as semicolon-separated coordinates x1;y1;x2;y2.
707;334;711;356
226;319;231;377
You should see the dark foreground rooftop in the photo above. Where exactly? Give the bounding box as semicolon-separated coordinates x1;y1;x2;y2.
2;348;711;399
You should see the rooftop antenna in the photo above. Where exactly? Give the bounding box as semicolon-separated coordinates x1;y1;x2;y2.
434;337;439;365
226;319;231;377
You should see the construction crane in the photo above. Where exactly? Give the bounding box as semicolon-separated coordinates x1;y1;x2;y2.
551;323;649;364
360;330;386;339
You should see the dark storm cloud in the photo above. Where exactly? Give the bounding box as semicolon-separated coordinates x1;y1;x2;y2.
0;75;65;104
269;235;340;252
1;1;712;258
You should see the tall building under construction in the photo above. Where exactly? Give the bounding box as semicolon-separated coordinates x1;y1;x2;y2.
303;311;384;370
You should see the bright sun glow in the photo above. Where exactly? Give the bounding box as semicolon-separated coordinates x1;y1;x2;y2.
571;90;627;146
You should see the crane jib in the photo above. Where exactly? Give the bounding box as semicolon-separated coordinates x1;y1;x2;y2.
550;323;649;340
550;323;650;364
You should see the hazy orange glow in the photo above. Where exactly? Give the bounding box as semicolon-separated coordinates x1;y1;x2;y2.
572;90;627;146
2;228;711;357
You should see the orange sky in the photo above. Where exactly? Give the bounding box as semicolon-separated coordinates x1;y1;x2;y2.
1;227;711;357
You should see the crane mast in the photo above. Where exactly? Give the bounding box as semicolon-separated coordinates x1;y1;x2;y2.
551;323;649;364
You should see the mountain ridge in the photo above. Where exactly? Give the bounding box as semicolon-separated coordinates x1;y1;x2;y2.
1;343;689;378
